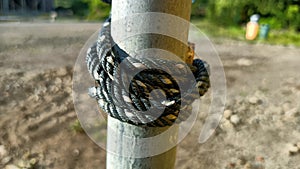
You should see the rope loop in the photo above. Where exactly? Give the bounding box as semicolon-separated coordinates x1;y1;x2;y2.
86;2;210;127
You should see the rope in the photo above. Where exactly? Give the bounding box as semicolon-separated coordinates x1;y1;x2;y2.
86;0;210;127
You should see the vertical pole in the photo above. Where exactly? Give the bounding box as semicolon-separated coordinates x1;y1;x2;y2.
21;0;24;14
35;0;38;13
42;0;46;12
107;0;192;169
24;0;26;13
3;0;9;14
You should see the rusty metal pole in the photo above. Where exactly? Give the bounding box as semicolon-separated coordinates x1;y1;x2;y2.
107;0;192;168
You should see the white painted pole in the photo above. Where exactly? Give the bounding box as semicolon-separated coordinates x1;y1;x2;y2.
107;0;192;168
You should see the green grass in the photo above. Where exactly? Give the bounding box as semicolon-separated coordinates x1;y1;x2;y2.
70;119;84;133
266;30;300;46
192;19;300;47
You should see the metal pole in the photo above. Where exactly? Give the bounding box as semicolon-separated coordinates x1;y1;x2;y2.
42;0;46;12
3;0;9;14
107;0;192;168
21;0;24;14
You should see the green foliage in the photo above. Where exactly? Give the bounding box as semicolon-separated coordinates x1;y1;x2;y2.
84;0;110;20
259;18;283;30
205;0;300;31
193;19;245;40
54;0;299;30
267;29;300;46
71;0;89;17
193;19;300;47
191;0;209;17
54;0;73;8
54;0;110;20
286;5;300;30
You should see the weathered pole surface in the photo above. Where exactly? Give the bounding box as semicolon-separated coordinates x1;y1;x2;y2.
107;0;192;168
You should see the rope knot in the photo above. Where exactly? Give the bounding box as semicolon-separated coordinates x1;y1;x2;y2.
86;16;210;127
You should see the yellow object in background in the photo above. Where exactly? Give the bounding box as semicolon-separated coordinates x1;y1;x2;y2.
245;14;260;40
246;22;259;40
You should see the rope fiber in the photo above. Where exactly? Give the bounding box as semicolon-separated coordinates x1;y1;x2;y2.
86;0;210;127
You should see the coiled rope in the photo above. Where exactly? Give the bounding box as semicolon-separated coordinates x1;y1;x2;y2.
86;0;210;127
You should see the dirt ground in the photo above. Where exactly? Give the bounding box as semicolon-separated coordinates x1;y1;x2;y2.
0;22;300;169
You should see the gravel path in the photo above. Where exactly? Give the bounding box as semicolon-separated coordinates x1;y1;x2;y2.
0;23;299;169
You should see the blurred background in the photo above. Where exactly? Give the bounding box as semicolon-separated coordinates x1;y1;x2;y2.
1;1;300;169
0;0;299;45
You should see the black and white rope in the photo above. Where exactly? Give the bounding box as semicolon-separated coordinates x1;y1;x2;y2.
86;1;210;127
